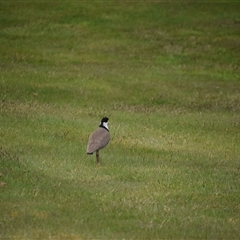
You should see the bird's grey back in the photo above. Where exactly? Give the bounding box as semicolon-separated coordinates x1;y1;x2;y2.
87;127;110;154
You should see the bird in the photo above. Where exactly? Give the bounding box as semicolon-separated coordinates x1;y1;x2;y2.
87;117;110;165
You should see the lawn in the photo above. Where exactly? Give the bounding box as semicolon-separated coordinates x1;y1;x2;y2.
1;1;240;239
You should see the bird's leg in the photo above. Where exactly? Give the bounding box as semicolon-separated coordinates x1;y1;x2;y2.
96;150;100;165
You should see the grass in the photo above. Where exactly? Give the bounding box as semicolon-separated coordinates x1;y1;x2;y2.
1;1;240;239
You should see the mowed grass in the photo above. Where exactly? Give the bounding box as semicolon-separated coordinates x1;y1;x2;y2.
1;1;240;239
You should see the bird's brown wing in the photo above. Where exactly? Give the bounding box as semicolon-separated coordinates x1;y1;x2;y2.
87;128;110;154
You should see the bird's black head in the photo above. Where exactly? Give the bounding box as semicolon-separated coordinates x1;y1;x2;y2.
101;117;109;123
99;117;109;131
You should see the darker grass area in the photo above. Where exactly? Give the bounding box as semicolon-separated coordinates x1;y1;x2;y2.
1;2;239;66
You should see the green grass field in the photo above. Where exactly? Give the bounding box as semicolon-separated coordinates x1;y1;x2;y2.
1;1;240;239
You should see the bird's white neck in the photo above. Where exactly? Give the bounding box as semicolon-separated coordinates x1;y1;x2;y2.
102;122;109;130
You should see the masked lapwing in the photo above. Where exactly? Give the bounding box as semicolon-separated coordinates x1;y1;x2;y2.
87;117;110;165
